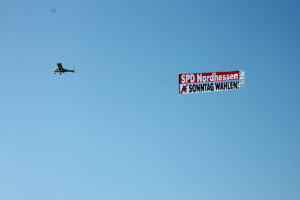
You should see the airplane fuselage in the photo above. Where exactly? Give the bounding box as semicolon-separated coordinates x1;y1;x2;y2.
53;67;75;75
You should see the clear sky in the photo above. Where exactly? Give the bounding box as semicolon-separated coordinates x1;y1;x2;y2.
1;0;300;199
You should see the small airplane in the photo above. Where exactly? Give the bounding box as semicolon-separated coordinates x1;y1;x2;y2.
53;63;75;75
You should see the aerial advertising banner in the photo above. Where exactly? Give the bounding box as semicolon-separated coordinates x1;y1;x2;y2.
179;70;245;95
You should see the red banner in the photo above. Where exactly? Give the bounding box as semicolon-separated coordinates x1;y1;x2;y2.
179;70;245;95
179;70;240;84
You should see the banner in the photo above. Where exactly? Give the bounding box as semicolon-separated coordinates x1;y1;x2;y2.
179;70;245;94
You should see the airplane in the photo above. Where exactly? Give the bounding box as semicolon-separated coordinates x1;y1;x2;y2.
53;63;75;75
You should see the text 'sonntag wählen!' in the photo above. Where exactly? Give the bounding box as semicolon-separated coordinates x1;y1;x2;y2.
179;70;245;95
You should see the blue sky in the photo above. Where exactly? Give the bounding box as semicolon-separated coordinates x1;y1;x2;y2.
1;0;300;199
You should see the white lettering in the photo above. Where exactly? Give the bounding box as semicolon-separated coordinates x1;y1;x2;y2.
186;74;190;83
197;74;202;82
181;74;186;83
191;74;195;82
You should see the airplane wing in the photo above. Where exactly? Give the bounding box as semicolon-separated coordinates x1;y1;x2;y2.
57;63;63;70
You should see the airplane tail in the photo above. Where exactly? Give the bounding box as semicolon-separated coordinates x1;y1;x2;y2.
72;67;75;73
